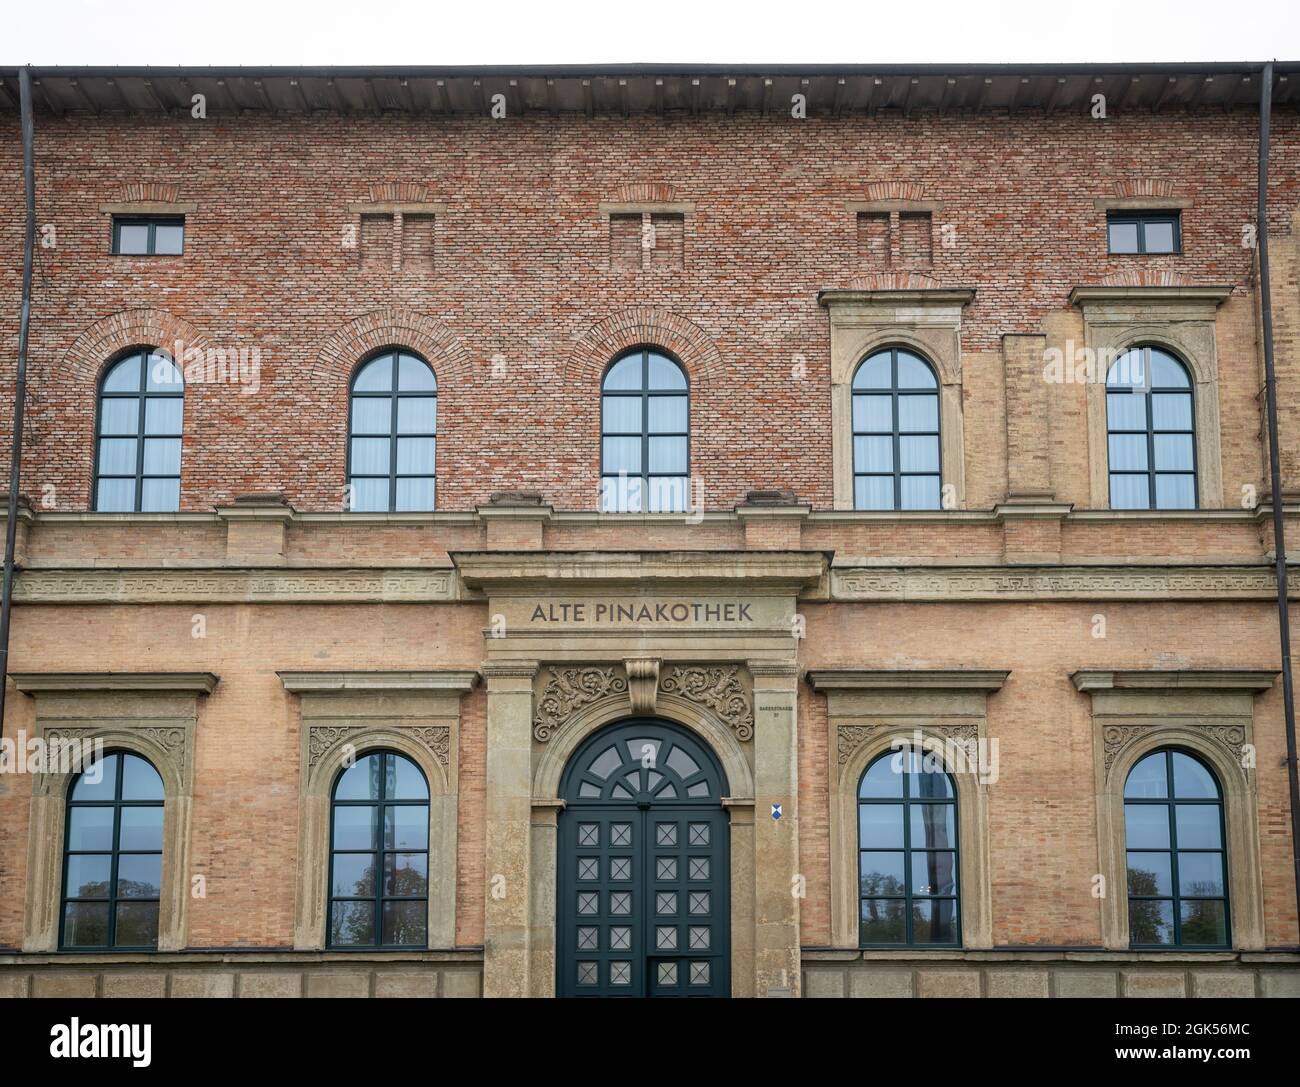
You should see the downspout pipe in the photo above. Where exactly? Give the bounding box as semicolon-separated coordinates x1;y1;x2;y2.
0;66;35;743
1257;60;1300;944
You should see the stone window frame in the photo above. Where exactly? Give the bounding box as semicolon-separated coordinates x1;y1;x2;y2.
279;670;478;951
1071;668;1276;950
808;669;1007;950
12;672;217;953
1070;285;1231;510
819;289;975;511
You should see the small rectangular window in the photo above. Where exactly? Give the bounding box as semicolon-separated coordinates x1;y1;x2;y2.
112;216;185;256
1107;211;1181;255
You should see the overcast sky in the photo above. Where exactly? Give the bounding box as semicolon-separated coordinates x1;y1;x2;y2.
3;0;1297;66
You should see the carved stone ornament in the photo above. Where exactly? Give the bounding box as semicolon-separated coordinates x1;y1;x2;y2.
1102;723;1249;777
661;666;754;742
308;725;363;768
626;659;661;716
410;726;451;772
533;667;629;742
837;724;882;766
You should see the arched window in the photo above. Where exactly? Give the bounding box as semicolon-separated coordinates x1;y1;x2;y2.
328;750;430;948
851;347;941;510
94;348;184;512
600;347;689;513
1106;346;1196;509
348;350;437;512
857;747;960;946
1124;748;1229;947
61;752;164;949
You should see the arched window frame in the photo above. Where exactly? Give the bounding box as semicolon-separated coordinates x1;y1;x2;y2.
1105;344;1198;510
346;348;438;513
92;347;184;513
850;345;943;511
599;346;690;513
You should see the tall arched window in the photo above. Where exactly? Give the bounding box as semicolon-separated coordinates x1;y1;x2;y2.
348;350;437;512
857;747;960;946
94;348;184;512
1106;346;1196;509
61;752;164;949
852;347;941;510
1124;748;1229;947
600;347;689;513
328;750;430;948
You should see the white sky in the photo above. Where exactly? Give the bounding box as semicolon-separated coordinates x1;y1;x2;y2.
3;0;1298;66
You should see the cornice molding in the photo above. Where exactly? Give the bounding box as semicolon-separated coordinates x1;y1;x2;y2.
1071;669;1279;693
10;672;219;694
278;670;479;693
808;669;1010;692
818;288;976;308
1068;285;1232;307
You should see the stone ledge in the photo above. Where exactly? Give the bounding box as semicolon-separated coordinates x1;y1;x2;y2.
277;669;480;693
10;671;219;694
808;668;1010;692
1071;668;1279;693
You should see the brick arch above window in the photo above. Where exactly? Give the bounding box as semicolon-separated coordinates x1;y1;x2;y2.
564;307;723;388
1111;178;1182;200
313;307;474;386
62;308;210;388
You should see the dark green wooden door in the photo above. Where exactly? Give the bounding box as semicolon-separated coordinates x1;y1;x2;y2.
557;719;730;997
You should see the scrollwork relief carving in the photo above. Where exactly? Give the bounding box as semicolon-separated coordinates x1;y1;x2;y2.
533;667;628;742
661;666;754;742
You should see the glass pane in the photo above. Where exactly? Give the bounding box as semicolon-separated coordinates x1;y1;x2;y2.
1143;221;1176;254
335;754;381;800
62;901;110;947
96;478;136;512
67;807;115;851
396;354;435;391
140;478;180;513
384;805;429;850
648;436;686;474
1151;393;1193;430
899;435;939;472
349;477;388;512
647;353;686;390
911;898;959;944
119;806;163;851
647;476;690;513
71;755;118;800
146;354;183;390
117;906;160;952
121;755;163;801
855;475;894;511
896;352;936;389
1108;433;1148;471
1175;805;1222;849
1180;899;1227;945
855;435;892;473
1124;752;1168;799
1107;392;1147;431
351;437;390;474
853;395;892;432
103;357;141;392
910;804;955;848
1155;474;1196;509
1110;474;1150;510
854;354;891;389
116;223;150;254
353;355;393;392
860;756;904;798
859;803;904;848
100;398;139;435
1172;753;1219;799
144;398;183;435
603;396;641;434
603;355;642;391
385;852;429;897
152;223;184;255
900;475;941;510
1125;804;1171;848
330;900;375;945
351;397;391;434
897;395;938;433
65;854;112;898
1149;350;1189;387
1107;352;1146;388
858;851;906;894
1108;220;1139;253
396;437;436;474
913;764;954;799
600;474;642;513
912;850;957;895
142;438;180;475
1126;851;1172;896
603;436;641;474
97;438;136;476
388;755;429;800
333;805;377;850
1178;852;1225;897
859;897;906;943
117;853;162;898
331;853;375;897
1153;434;1194;471
648;395;687;432
395;476;436;511
382;900;426;946
1128;898;1174;944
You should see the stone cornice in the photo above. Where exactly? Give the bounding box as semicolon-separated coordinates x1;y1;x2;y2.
808;669;1010;692
1071;669;1279;693
818;288;976;308
10;672;219;694
277;670;479;693
1068;285;1233;307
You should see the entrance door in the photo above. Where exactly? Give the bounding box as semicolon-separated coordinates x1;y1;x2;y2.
557;719;730;997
